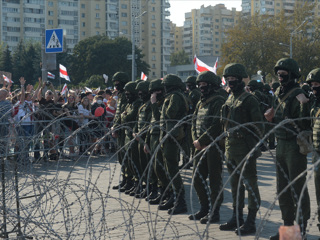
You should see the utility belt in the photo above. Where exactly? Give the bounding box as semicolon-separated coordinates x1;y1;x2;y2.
226;130;244;139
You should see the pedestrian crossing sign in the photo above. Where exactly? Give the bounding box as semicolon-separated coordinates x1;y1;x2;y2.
45;29;63;53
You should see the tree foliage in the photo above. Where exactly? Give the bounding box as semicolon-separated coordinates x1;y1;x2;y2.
220;2;320;82
170;50;190;66
69;36;150;85
0;45;13;74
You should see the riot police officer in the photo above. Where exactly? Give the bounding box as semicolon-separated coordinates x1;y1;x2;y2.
306;68;320;234
111;72;130;191
159;74;189;215
265;58;310;240
188;71;226;224
220;63;263;236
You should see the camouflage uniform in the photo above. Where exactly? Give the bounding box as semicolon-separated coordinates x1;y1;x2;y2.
144;79;170;203
121;82;143;194
188;71;226;224
111;72;130;190
269;58;310;240
133;81;154;198
306;68;320;232
220;63;263;236
159;74;189;215
181;76;201;167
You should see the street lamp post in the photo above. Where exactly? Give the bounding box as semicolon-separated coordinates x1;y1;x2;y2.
279;19;309;58
131;10;147;81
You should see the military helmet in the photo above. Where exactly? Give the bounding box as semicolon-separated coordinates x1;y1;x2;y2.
264;83;271;92
149;79;164;92
196;71;220;87
274;58;301;78
247;80;259;88
271;82;280;91
185;76;197;85
124;81;138;94
136;81;150;93
162;74;182;87
257;81;264;91
223;63;248;79
112;72;130;83
306;68;320;84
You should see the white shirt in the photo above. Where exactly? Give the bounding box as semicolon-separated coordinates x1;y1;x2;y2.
78;104;90;125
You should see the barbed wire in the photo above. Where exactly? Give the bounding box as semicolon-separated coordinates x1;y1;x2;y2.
0;107;319;239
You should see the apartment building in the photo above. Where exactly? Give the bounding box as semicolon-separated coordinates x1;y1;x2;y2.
242;0;320;16
170;22;184;53
182;4;240;60
117;0;171;78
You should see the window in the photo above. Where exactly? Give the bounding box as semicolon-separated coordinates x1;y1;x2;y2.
152;15;155;20
96;31;100;35
121;13;127;17
81;4;85;8
82;22;85;27
152;55;156;60
95;4;100;10
121;21;127;26
82;31;85;36
48;1;53;7
48;10;53;16
152;23;155;28
48;20;53;25
96;13;100;18
96;22;100;28
121;4;127;9
82;13;85;18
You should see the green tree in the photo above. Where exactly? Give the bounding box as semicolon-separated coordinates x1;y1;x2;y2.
69;36;149;85
220;2;320;80
12;40;27;84
170;50;190;66
80;75;105;88
0;45;13;74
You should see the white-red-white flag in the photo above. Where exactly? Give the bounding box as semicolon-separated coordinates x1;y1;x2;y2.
61;83;68;95
221;77;226;85
3;75;13;83
47;72;55;79
193;55;215;74
85;87;93;93
141;72;148;81
59;64;70;81
213;57;218;74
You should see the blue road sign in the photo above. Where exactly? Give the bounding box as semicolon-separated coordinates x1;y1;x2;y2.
45;29;63;53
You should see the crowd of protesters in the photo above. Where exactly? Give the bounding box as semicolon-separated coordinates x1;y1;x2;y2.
0;77;118;163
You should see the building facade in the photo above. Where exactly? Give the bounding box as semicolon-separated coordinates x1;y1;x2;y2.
181;4;240;60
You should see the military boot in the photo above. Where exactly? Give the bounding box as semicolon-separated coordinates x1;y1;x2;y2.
235;209;257;235
219;208;244;231
126;181;139;195
158;192;174;210
269;220;294;240
200;207;220;224
168;196;188;215
188;205;209;220
145;184;158;201
119;178;133;193
148;187;165;205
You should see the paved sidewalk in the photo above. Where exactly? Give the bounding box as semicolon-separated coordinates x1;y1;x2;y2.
5;149;319;239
